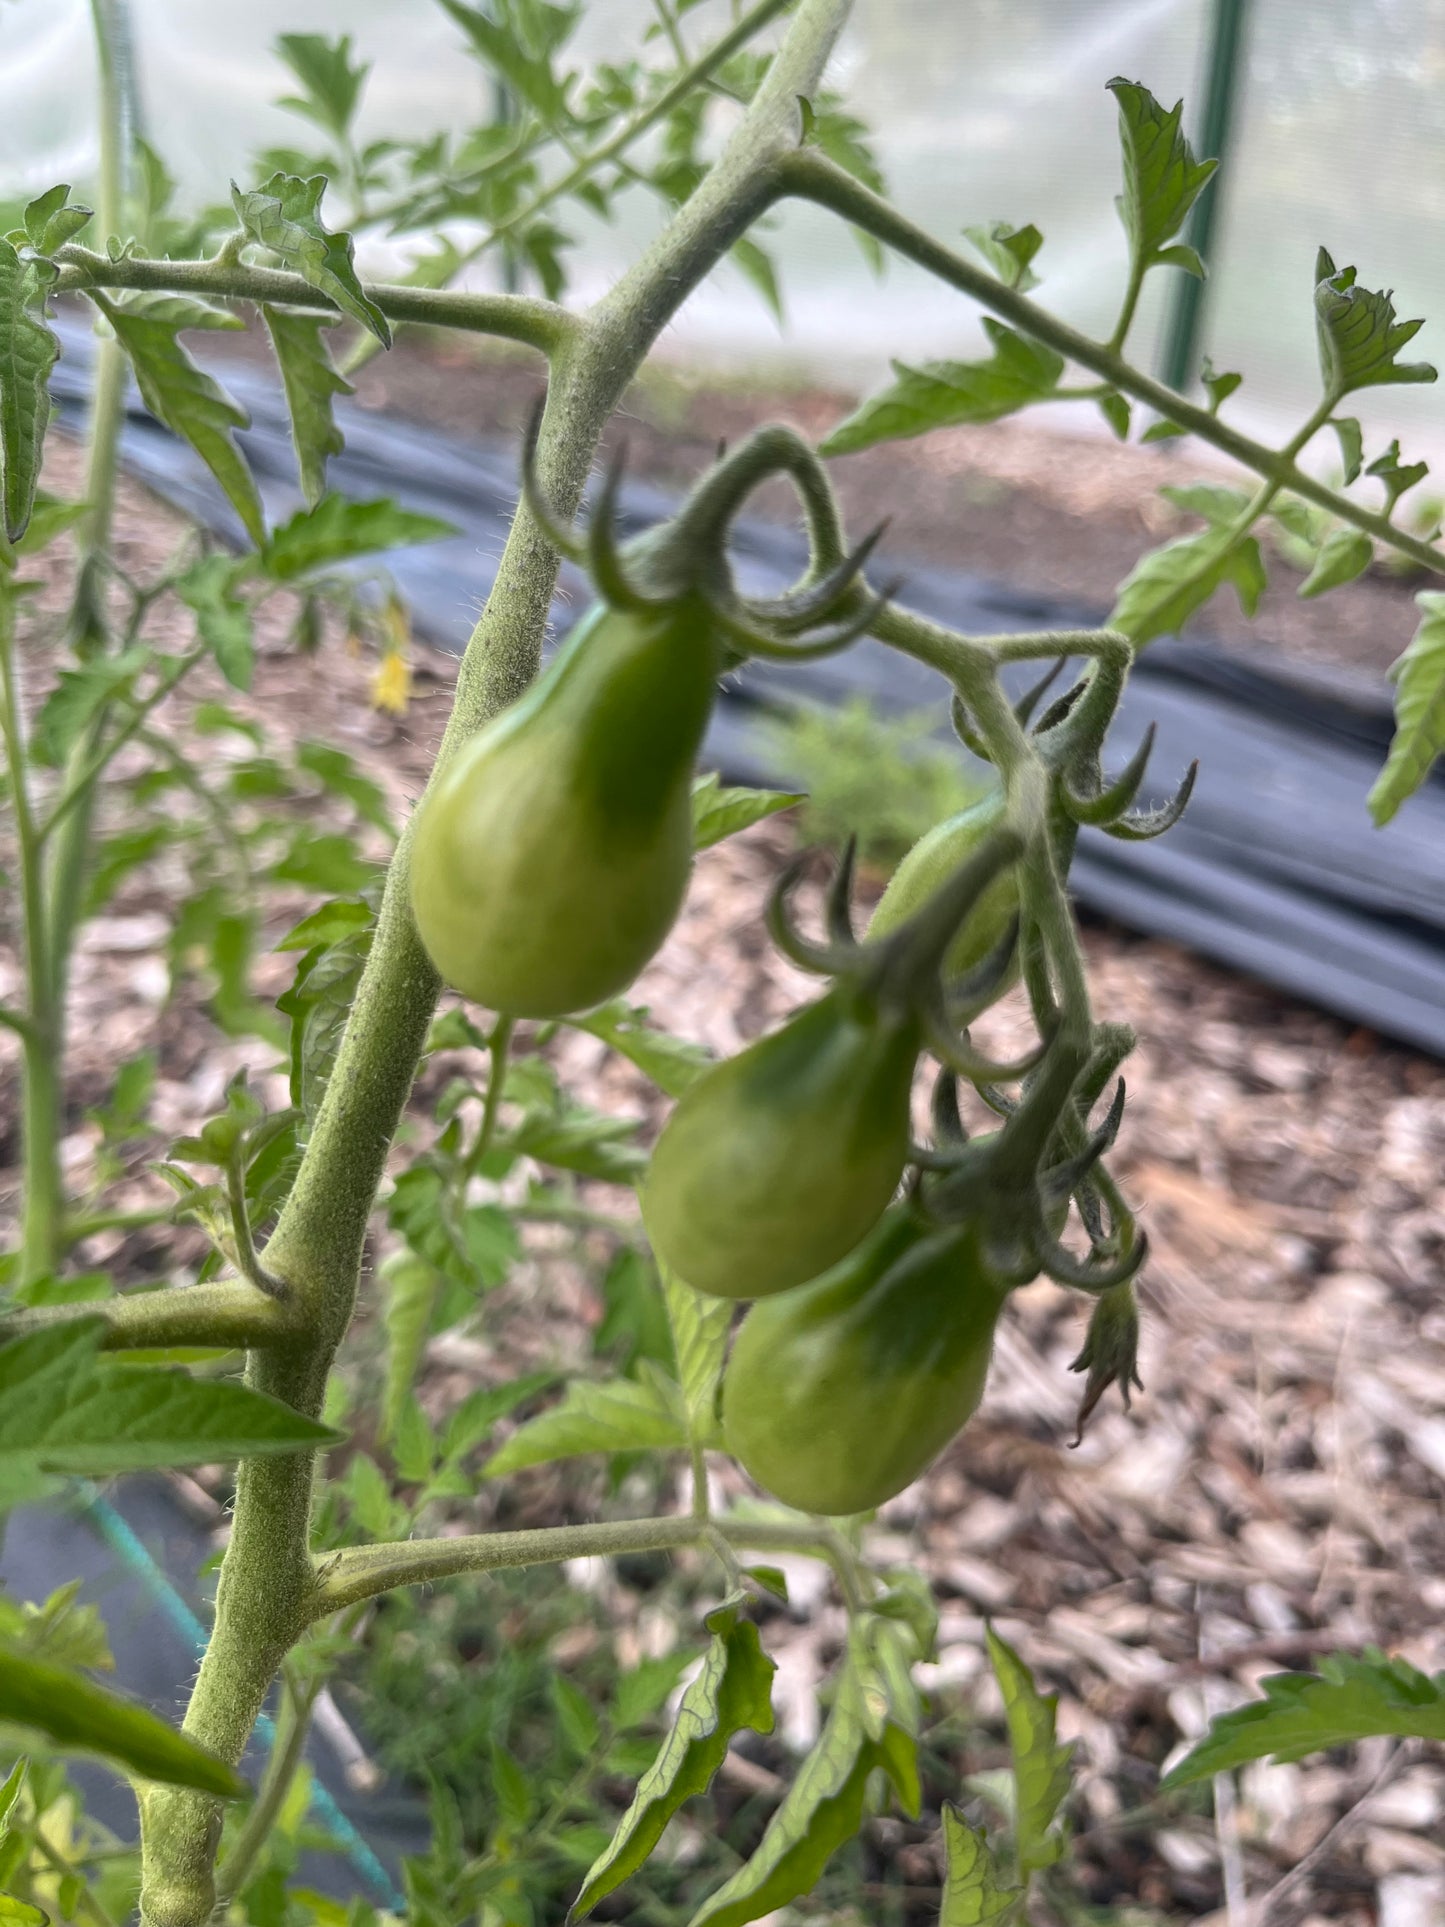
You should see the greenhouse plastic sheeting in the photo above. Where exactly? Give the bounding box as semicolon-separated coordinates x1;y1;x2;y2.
44;324;1445;1059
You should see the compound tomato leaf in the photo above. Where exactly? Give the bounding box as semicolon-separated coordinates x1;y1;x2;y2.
1368;592;1445;823
0;242;59;542
690;774;805;852
1107;78;1216;267
570;1000;713;1098
0;1647;245;1799
1314;247;1436;402
686;1629;907;1927
176;554;254;690
1298;528;1373;600
378;1250;437;1447
275;33;370;143
260;495;457;580
1108;528;1259;646
821;321;1063;456
262;306;351;506
0;1320;336;1512
571;1597;775;1920
962;219;1042;292
659;1262;731;1446
1163;1650;1445;1788
94;293;264;546
483;1367;687;1476
231;172;390;346
937;1805;1023;1926
22;184;92;257
986;1627;1074;1875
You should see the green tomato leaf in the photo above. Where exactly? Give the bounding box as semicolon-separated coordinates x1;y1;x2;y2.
1365;438;1430;515
571;1598;775;1921
1298;528;1373;599
0;1897;47;1926
483;1366;687;1477
1158;482;1252;528
659;1262;731;1447
378;1251;437;1447
435;0;576;125
1331;415;1364;485
275;902;373;1119
262;307;351;506
9;492;86;558
686;1628;913;1927
0;1320;335;1513
1200;356;1242;412
260;494;457;579
95;292;264;546
176;553;254;690
31;648;148;767
507;1104;647;1183
231;173;390;347
820;321;1063;456
1368;590;1445;824
730;237;783;325
1314;247;1435;402
1107;78;1216;270
295;741;395;836
569;999;712;1098
962;220;1042;292
1096;389;1130;439
0;1645;244;1797
1162;1649;1445;1788
275;33;370;142
0;242;59;542
1109;529;1265;645
1140;418;1187;443
937;1805;1022;1926
441;1372;555;1465
1155;241;1206;279
22;185;92;256
691;773;805;851
386;1167;517;1293
986;1628;1074;1875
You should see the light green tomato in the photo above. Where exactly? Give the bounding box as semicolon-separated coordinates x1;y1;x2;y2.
722;1210;1006;1515
868;787;1020;984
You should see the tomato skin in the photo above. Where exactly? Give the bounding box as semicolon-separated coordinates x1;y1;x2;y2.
722;1210;1005;1515
410;600;719;1019
868;787;1020;982
642;985;919;1300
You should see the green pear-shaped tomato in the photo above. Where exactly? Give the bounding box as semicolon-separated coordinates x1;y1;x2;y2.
868;787;1019;983
410;599;720;1019
641;984;919;1300
722;1211;1006;1515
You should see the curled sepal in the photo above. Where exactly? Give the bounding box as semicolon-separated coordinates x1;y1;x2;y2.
1036;1224;1148;1295
1060;723;1155;826
922;1001;1050;1088
1041;1078;1127;1202
764;852;856;976
713;576;897;663
520;399;664;613
1102;758;1199;840
743;522;887;630
1013;655;1067;729
950;689;992;762
826;834;859;945
1069;1280;1144;1444
932;1068;968;1146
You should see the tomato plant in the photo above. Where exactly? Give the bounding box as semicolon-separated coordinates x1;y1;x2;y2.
0;6;1441;1926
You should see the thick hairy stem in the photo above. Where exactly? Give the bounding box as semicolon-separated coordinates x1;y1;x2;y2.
0;1281;299;1351
137;7;851;1922
781;149;1445;577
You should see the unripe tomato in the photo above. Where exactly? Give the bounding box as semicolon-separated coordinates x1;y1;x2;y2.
642;984;919;1299
868;787;1019;983
722;1210;1006;1515
410;599;720;1019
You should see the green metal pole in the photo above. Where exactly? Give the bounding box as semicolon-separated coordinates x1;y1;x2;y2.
1158;0;1250;394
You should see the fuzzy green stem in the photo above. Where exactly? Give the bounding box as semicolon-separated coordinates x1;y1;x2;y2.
0;1281;303;1351
780;149;1445;578
137;9;851;1922
54;250;574;359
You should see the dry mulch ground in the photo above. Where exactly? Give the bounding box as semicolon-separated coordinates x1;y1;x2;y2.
2;397;1444;1926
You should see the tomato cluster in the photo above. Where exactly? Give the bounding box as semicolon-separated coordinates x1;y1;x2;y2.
410;426;1190;1517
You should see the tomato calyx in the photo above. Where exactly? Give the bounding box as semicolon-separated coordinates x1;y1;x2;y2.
521;399;893;665
764;829;1035;1083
